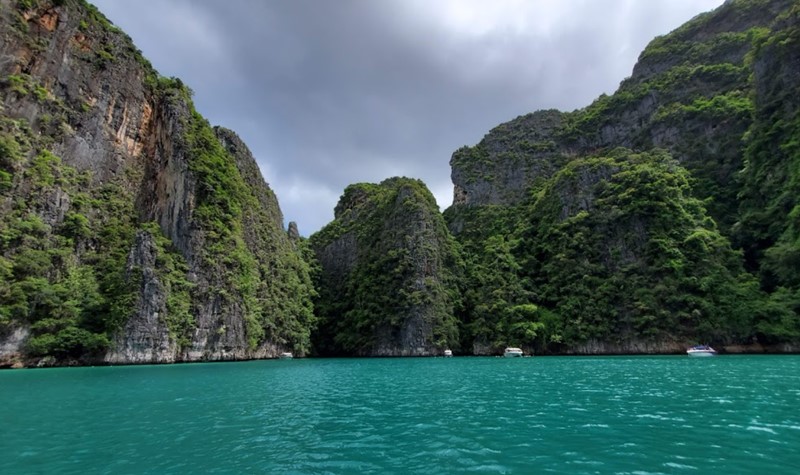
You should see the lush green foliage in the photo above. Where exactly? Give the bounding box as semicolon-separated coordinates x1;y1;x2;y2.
442;0;800;353
733;2;800;341
442;204;536;351
185;113;316;354
0;0;317;362
519;149;759;348
446;149;765;353
311;178;461;355
0;129;138;358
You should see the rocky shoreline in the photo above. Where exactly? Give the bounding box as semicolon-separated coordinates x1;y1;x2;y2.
3;341;798;370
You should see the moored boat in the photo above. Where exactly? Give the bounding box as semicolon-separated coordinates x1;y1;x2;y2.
504;347;523;357
443;349;453;357
686;345;717;357
279;352;293;359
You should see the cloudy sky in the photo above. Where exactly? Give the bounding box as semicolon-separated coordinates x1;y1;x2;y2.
91;0;723;236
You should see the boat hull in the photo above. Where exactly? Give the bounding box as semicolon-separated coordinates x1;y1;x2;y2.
687;351;716;357
687;345;717;357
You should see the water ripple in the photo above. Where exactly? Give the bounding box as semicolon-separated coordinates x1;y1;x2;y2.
2;356;800;473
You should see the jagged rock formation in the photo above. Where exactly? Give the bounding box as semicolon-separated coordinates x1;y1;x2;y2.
1;0;798;365
451;0;796;232
0;0;315;367
310;178;461;356
445;0;800;354
450;109;568;208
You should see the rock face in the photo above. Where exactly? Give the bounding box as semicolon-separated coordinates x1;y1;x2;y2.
2;0;798;364
0;0;315;366
0;326;28;368
450;0;796;232
310;178;461;356
105;231;175;364
450;109;568;207
734;3;800;275
444;0;800;354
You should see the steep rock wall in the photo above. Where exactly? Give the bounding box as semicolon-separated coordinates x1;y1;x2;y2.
444;0;800;354
105;231;175;364
449;0;796;233
0;0;314;366
311;178;461;356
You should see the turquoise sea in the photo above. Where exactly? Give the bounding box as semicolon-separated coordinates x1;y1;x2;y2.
1;355;799;474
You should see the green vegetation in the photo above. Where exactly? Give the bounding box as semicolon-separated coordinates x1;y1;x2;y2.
0;87;316;361
446;149;766;353
520;149;758;346
442;204;531;351
184;115;316;353
0;128;139;358
0;0;316;363
733;2;800;341
441;0;800;353
140;222;195;348
311;178;461;355
4;74;51;102
0;133;22;192
16;0;38;11
3;0;799;363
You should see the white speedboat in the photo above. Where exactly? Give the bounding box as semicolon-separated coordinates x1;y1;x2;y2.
279;352;293;359
686;345;717;357
443;349;453;357
504;347;523;357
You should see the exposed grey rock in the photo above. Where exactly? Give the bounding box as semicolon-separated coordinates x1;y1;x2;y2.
0;326;29;368
311;178;460;356
0;1;309;366
564;338;686;355
450;109;567;207
105;231;176;364
287;221;299;241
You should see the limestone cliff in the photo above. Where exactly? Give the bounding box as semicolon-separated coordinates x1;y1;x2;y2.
0;0;314;367
450;0;795;232
445;0;800;354
310;178;461;356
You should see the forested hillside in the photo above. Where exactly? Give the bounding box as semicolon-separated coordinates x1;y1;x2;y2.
310;178;461;356
444;0;800;354
2;0;798;365
0;0;315;367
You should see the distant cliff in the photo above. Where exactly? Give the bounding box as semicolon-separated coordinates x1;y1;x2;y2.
0;0;315;367
445;0;800;354
310;178;461;356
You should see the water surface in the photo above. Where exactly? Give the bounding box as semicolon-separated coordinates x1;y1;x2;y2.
2;355;799;473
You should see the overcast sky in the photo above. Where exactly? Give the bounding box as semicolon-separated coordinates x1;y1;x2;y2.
91;0;723;236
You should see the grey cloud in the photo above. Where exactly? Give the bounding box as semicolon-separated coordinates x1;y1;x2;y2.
91;0;723;235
